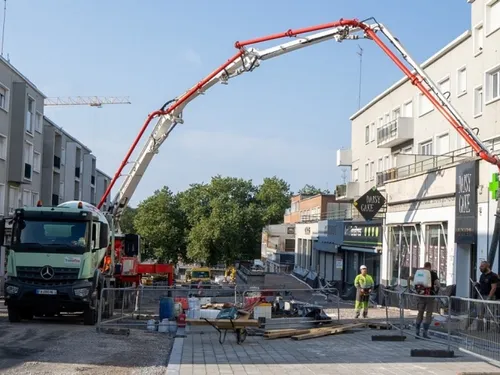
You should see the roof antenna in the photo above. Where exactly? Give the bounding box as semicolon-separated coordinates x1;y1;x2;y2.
1;0;6;57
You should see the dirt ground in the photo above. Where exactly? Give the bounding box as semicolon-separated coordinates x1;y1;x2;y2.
0;304;173;375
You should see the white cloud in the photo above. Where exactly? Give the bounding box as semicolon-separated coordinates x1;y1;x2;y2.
181;48;202;66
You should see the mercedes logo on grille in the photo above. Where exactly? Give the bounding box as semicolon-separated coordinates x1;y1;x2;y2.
40;266;55;280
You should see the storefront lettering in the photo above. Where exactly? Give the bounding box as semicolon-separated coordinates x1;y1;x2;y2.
457;173;472;214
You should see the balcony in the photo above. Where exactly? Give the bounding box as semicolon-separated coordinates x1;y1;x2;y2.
91;175;95;185
336;149;352;167
53;155;61;169
75;167;80;178
335;182;359;201
52;194;59;206
377;117;413;148
24;163;32;180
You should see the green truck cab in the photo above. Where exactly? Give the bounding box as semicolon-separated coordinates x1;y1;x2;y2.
1;200;111;325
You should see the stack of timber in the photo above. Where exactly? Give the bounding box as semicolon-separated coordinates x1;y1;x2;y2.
263;322;367;341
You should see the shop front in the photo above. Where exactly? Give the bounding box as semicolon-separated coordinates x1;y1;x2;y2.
341;222;382;288
313;220;344;283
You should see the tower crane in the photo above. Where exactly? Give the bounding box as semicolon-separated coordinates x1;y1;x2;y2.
96;17;500;282
44;96;131;108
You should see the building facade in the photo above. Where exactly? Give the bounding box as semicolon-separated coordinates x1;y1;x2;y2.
261;223;296;272
337;0;500;296
284;193;351;224
96;169;112;212
0;57;46;217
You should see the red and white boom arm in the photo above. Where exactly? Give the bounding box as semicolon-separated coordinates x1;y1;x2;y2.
97;18;500;227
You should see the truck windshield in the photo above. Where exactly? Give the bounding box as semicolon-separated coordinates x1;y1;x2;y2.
14;220;89;254
191;271;210;279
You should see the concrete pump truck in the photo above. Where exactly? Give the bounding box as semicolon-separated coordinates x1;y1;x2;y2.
4;17;500;325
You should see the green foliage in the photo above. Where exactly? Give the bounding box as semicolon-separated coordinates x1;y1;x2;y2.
119;207;137;234
133;186;187;264
298;184;330;195
133;175;294;265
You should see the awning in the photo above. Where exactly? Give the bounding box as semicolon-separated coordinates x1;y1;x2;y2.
340;245;379;254
314;242;338;253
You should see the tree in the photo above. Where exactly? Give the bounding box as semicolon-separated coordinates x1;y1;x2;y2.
119;207;138;234
179;176;263;266
298;184;330;195
133;186;187;263
256;176;291;225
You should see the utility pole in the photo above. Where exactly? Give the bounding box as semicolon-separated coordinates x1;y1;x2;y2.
357;45;363;109
1;0;6;57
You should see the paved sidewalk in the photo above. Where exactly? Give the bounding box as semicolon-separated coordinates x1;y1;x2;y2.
177;329;500;374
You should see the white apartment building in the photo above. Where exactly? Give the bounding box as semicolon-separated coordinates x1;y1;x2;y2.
42;116;101;206
96;169;112;212
337;0;500;297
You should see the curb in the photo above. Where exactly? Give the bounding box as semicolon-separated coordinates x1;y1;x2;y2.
165;336;184;375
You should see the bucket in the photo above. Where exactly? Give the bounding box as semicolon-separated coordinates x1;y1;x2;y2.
174;302;183;317
147;319;157;331
158;319;169;333
188;297;201;310
168;321;178;333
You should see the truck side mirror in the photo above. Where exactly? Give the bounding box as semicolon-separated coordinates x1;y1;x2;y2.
0;218;5;247
99;223;109;248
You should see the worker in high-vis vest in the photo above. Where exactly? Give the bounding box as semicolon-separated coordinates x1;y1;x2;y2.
354;265;375;318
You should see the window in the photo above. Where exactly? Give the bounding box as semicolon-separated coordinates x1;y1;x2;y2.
403;101;413;117
364;163;369;182
0;84;9;111
384;155;390;170
392;107;401;120
388;224;422;284
402;146;413;154
486;0;500;35
457;67;467;96
418;93;433;116
61;147;66;165
474;86;483;116
378;117;384;128
377;158;383;172
352;168;359;182
370;122;375;142
35;112;43;133
439;77;451;98
0;184;4;214
31;192;39;207
33;151;41;173
0;134;6;160
436;133;450;155
486;67;500;102
369;161;375;181
26;96;35;133
474;23;484;55
8;186;19;214
419;140;433;156
384;113;390;124
23;141;33;180
22;190;31;206
365;125;370;144
425;223;448;283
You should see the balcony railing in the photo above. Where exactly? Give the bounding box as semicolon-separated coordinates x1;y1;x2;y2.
91;175;95;185
75;167;80;178
52;194;59;206
335;184;346;197
24;163;32;180
296;206;385;223
53;155;61;169
377;117;413;148
375;139;498;187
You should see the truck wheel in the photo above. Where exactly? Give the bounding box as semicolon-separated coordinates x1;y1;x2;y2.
7;307;22;323
83;308;97;326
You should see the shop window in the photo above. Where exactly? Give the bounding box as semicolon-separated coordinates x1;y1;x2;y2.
388;224;422;285
425;222;448;284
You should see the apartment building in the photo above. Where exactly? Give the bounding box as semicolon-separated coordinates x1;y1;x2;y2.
336;0;500;297
96;169;112;212
42;116;99;206
284;193;350;224
0;57;46;217
261;223;296;272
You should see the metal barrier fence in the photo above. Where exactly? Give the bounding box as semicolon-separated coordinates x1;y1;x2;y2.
449;296;500;361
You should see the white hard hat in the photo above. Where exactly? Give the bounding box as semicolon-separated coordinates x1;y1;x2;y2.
360;265;367;270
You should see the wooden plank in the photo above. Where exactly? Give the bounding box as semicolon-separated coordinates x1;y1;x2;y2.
291;323;366;341
264;329;311;339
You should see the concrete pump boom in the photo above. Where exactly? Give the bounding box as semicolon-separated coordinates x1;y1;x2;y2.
97;17;500;262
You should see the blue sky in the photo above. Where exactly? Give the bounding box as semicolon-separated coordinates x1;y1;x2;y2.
5;0;470;206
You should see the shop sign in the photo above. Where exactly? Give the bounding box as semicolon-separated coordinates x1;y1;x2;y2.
354;187;386;221
343;222;382;246
455;160;478;244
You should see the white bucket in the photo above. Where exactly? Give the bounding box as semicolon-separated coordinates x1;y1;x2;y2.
168;321;178;333
146;319;157;331
188;297;201;310
158;319;169;333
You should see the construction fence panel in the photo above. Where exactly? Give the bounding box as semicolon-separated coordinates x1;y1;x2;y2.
241;288;340;330
97;285;240;331
449;296;500;361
